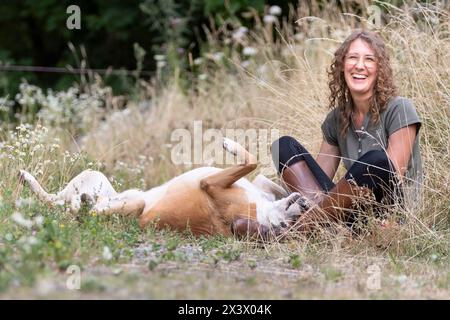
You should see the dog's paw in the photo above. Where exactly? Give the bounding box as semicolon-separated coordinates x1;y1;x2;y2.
222;138;238;156
297;196;312;212
286;192;311;213
283;192;311;223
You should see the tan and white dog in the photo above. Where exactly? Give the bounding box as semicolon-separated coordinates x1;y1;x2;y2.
18;138;304;237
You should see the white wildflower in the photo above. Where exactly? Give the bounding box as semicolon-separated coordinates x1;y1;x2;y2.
211;52;224;62
193;57;203;66
31;144;41;153
15;197;35;208
11;212;34;229
198;74;208;81
0;97;14;109
243;47;258;56
27;236;39;246
153;55;165;61
232;26;248;41
263;15;277;24
157;60;166;68
269;5;282;16
102;246;113;260
34;215;44;226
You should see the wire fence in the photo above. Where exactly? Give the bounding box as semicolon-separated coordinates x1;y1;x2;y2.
0;65;154;76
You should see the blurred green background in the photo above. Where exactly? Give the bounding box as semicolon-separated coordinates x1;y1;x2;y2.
0;0;418;112
0;0;272;96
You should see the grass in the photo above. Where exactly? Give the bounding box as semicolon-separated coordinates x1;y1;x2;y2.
0;1;449;298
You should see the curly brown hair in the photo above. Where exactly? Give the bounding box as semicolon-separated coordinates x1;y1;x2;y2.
328;29;397;136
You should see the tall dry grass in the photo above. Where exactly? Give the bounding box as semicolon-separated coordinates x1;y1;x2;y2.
83;1;448;257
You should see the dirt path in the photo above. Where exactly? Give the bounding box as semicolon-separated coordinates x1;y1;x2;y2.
2;243;449;299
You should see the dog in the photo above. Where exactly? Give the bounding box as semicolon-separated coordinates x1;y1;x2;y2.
18;138;306;237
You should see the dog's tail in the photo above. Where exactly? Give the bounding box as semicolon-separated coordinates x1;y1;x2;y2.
18;170;61;205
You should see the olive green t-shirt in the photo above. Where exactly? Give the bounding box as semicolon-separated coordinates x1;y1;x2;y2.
321;96;423;202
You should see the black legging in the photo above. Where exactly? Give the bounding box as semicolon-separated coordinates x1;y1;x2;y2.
271;136;400;203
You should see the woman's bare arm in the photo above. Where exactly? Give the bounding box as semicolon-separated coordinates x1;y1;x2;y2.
386;125;417;177
316;140;341;180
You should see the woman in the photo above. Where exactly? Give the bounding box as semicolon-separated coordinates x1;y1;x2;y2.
232;29;422;238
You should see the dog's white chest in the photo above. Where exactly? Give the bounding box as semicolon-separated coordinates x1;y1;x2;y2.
232;179;280;226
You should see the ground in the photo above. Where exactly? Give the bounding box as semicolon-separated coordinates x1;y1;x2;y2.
1;228;448;299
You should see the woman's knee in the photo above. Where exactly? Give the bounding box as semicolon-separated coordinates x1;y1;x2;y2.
271;136;299;155
271;136;308;170
358;150;391;169
271;136;307;160
346;150;392;180
345;150;396;201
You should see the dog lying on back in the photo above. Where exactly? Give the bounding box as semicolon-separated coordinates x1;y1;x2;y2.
19;138;305;237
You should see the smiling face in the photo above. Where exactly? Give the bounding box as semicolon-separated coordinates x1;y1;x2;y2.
343;38;378;98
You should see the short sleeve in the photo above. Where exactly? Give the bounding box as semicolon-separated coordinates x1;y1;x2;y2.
385;98;421;136
321;109;339;146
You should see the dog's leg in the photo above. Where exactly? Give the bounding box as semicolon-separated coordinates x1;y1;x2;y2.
18;170;63;205
198;138;259;226
92;197;145;217
252;174;288;200
58;170;117;200
94;199;145;217
200;138;257;190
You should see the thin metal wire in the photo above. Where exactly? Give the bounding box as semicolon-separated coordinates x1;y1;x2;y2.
0;65;154;76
